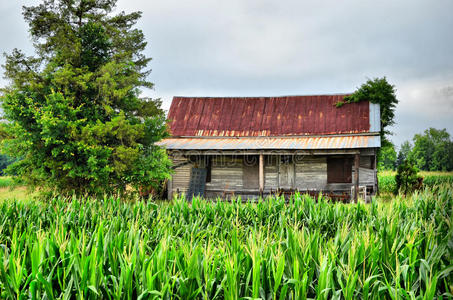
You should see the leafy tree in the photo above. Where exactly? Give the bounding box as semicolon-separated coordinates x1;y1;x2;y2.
396;140;412;167
0;0;171;196
0;154;14;175
409;128;453;171
339;77;398;144
395;160;420;196
378;141;397;170
0;123;15;175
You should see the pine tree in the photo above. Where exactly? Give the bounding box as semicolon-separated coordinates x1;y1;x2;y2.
1;0;171;196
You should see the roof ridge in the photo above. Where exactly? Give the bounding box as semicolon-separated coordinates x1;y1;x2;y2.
173;93;351;99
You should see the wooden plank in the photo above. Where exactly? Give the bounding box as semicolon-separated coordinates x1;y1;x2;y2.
358;167;375;185
279;160;294;189
206;156;244;192
354;154;359;203
359;156;372;168
264;161;278;190
170;155;192;195
295;157;327;190
184;150;360;156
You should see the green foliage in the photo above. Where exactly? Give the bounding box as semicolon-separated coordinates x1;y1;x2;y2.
378;171;453;194
395;160;420;195
378;141;397;170
377;172;397;194
0;0;171;196
396;140;412;167
409;128;453;171
0;125;14;175
342;77;398;143
0;187;452;299
0;176;15;188
0;155;15;175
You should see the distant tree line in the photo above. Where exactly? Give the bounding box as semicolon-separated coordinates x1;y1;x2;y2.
379;127;453;171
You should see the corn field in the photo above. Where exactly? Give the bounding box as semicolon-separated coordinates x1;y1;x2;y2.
0;186;452;299
378;172;453;194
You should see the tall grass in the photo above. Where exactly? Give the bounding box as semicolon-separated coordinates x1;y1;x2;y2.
0;186;452;299
378;171;453;194
0;176;15;188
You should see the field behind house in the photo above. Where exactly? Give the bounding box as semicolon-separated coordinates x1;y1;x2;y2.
0;182;452;299
378;171;453;194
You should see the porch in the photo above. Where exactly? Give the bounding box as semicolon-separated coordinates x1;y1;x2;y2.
167;149;377;202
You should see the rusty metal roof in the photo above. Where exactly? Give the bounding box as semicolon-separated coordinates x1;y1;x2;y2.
168;95;375;137
157;135;381;150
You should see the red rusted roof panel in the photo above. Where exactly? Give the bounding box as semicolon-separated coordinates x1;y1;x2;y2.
168;95;371;137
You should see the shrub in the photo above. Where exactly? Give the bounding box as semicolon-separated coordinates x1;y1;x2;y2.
395;160;421;195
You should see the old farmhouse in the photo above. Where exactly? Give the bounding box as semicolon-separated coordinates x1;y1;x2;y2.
158;95;381;202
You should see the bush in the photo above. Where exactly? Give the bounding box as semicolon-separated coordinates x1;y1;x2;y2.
395;160;421;195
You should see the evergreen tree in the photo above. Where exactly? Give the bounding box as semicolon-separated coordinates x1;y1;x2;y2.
396;140;412;167
1;0;171;196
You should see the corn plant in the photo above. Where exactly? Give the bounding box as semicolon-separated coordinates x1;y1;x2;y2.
0;184;452;299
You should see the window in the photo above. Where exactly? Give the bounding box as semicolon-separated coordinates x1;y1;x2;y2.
327;158;352;183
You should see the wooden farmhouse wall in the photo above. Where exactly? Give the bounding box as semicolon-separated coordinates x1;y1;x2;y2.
168;153;377;199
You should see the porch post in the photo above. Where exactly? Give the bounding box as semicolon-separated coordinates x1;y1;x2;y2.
259;153;264;197
354;153;360;203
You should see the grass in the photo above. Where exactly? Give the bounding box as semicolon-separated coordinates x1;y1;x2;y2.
0;176;36;201
378;171;453;194
0;176;15;188
0;186;30;201
0;184;452;299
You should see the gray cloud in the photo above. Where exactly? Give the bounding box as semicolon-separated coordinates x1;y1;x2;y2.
2;0;453;147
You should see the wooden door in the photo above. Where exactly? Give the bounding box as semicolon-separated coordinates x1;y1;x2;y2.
279;162;294;189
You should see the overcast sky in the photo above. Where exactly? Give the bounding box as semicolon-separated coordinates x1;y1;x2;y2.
1;0;452;148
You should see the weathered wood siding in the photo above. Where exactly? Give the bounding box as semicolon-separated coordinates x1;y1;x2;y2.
359;156;373;168
295;157;327;190
356;167;376;185
205;157;243;192
264;160;278;191
170;156;193;195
